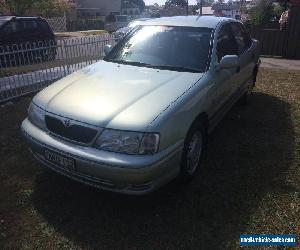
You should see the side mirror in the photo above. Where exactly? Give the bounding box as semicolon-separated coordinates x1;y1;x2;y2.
104;44;112;56
219;55;239;69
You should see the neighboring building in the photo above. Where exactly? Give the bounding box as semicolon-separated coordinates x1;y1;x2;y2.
122;1;140;16
197;6;214;16
212;3;241;19
75;0;122;17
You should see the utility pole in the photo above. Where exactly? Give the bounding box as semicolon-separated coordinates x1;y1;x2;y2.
199;0;203;16
186;0;189;16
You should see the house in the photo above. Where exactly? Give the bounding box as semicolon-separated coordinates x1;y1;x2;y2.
212;3;241;19
196;6;214;16
75;0;122;17
122;1;140;16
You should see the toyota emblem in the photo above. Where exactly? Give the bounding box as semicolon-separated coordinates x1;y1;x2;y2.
64;119;71;127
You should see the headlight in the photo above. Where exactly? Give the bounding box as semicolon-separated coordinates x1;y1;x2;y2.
28;103;46;130
94;129;160;155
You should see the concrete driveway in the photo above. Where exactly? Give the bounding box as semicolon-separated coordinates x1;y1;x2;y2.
260;57;300;71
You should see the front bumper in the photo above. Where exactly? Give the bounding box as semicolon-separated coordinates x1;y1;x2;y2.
21;118;183;194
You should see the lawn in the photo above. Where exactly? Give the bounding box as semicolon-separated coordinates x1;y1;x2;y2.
0;68;299;249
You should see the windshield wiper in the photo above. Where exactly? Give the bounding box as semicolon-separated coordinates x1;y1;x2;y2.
107;60;202;73
106;59;152;67
152;65;202;73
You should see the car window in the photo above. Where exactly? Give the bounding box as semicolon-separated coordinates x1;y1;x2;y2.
22;20;38;31
0;20;7;27
216;24;238;62
39;20;51;32
240;24;252;49
230;22;249;55
105;25;212;73
2;20;21;35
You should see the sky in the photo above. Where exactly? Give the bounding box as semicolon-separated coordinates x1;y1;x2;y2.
144;0;199;5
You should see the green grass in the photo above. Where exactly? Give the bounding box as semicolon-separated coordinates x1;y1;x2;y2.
55;30;108;39
0;68;299;249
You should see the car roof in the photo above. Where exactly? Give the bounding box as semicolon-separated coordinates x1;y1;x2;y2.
141;16;235;29
136;18;151;21
0;15;42;19
0;16;47;27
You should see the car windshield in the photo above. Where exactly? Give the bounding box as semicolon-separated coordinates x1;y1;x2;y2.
104;25;212;73
128;21;139;27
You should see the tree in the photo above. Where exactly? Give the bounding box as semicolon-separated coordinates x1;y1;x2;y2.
165;0;188;7
2;0;35;16
249;0;274;25
1;0;68;16
196;0;214;7
273;4;285;18
36;0;69;17
122;0;145;11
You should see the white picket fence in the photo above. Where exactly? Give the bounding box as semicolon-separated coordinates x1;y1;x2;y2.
0;34;116;102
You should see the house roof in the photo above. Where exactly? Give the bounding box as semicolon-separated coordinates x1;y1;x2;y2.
141;16;234;29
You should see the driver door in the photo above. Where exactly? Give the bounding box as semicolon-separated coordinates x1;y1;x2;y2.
208;23;240;128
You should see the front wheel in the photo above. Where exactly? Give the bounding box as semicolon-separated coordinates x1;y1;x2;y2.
180;122;207;181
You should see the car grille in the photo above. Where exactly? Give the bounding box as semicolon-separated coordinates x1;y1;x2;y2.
45;116;98;144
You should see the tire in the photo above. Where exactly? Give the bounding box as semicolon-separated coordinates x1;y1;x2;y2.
179;121;207;181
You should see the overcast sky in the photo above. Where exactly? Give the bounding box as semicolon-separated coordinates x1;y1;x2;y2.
144;0;199;5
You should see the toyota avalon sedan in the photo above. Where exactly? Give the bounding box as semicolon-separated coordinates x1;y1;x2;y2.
21;16;261;194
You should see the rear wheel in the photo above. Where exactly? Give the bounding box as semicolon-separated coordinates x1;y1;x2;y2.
180;122;207;181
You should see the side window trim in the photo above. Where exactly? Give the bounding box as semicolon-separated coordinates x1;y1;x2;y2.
216;22;238;63
240;23;253;51
230;22;251;56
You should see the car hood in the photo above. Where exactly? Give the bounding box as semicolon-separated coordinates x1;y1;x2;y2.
34;60;203;131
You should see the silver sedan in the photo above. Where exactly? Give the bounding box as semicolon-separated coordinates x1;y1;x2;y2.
21;16;261;194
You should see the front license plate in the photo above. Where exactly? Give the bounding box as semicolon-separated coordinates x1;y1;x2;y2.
44;149;75;171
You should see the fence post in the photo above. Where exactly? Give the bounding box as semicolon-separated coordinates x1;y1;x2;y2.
62;39;70;75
